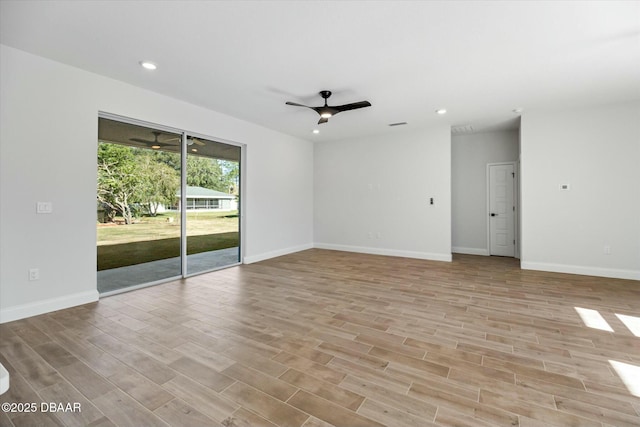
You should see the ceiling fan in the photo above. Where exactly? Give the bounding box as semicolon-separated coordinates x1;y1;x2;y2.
129;132;206;148
286;90;371;124
130;131;177;148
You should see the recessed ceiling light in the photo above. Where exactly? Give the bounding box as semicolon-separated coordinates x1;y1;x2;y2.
513;107;524;114
312;129;320;134
436;109;447;115
320;112;332;119
140;61;157;70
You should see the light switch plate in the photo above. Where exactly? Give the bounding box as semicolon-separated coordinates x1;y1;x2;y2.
36;201;53;214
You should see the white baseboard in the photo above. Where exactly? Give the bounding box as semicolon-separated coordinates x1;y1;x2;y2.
243;243;314;264
452;246;490;256
521;261;640;281
314;243;452;262
0;290;99;324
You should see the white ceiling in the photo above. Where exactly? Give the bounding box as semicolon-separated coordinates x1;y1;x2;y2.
1;1;639;142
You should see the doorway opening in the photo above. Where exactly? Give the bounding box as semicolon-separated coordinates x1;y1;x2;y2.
97;115;242;295
451;128;520;258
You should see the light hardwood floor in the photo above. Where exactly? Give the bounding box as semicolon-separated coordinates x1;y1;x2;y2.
1;249;639;427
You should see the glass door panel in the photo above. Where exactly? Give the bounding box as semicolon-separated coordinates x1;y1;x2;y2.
97;118;183;294
185;136;241;275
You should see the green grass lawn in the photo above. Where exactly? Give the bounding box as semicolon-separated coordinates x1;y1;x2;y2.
97;211;239;270
97;231;239;270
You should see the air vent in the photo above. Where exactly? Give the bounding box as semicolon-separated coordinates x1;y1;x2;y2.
451;124;474;134
388;122;408;127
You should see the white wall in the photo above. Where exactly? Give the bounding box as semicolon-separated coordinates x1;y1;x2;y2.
0;45;314;323
314;126;452;261
520;102;640;280
451;130;519;255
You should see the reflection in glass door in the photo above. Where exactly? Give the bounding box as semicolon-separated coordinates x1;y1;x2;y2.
184;136;241;275
97;118;183;294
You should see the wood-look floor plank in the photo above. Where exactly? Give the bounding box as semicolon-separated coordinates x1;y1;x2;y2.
10;411;64;427
221;382;309;427
407;380;521;426
57;360;116;400
272;352;346;385
554;395;640;427
88;333;177;384
153;398;219;427
287;390;384;427
340;375;439;421
221;363;298;402
92;389;169;427
279;368;365;411
168;357;235;392
106;367;175;410
221;407;278;427
38;381;106;427
9;352;62;391
478;389;601;427
173;341;236;371
357;397;439;427
162;374;239;423
368;346;450;377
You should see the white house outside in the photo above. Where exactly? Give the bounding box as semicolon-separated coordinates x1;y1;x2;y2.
169;186;237;211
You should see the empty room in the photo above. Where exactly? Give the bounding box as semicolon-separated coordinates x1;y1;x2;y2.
1;1;639;426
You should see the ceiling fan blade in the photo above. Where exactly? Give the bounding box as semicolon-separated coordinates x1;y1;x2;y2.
130;137;153;144
129;138;175;147
285;101;310;108
317;117;329;125
334;101;372;112
192;138;206;146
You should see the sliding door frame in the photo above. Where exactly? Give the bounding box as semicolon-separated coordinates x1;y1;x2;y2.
98;111;245;289
181;129;245;278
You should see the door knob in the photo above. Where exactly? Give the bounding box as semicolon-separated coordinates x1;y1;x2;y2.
490;213;497;217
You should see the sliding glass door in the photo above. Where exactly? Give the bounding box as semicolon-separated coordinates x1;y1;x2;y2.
97;116;242;295
184;136;241;275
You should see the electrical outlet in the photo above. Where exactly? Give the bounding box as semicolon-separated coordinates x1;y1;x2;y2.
29;268;40;281
604;245;611;255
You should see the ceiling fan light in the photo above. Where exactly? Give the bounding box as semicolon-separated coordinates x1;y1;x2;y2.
140;61;157;70
320;112;332;119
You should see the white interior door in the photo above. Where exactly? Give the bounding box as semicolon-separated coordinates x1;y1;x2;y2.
489;163;515;257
